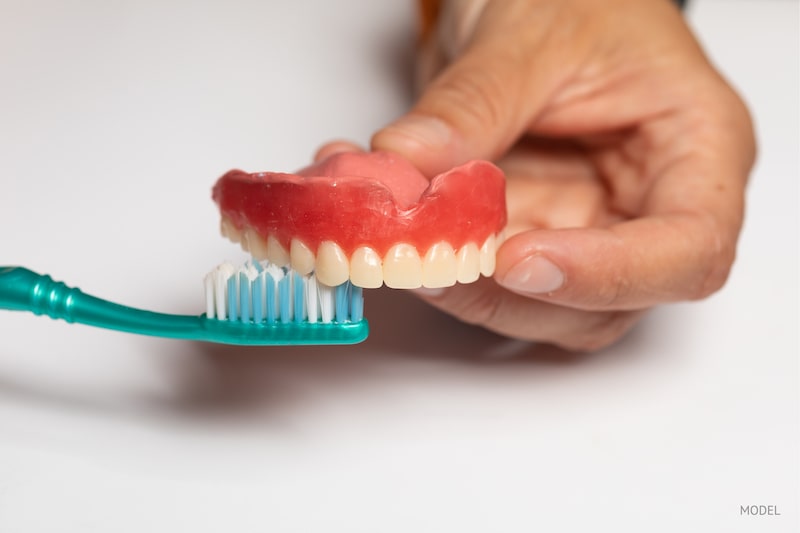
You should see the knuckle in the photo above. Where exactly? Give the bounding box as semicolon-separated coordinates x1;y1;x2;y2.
595;269;633;308
693;249;735;300
690;218;738;300
428;60;511;132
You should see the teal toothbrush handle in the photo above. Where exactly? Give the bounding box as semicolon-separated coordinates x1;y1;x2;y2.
0;266;368;345
0;266;204;336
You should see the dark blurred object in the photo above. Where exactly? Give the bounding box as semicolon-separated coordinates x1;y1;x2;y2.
418;0;689;42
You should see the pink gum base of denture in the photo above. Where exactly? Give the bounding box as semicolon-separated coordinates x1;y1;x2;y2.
212;155;507;257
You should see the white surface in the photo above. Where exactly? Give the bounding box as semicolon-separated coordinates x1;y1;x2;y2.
0;0;797;531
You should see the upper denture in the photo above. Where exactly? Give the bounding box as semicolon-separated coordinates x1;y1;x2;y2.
212;151;506;288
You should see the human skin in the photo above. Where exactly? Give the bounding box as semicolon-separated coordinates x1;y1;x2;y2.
327;0;755;350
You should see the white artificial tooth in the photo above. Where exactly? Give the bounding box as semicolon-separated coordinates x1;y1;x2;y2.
422;241;457;288
266;234;290;267
349;246;383;288
456;242;480;284
316;241;350;287
220;217;241;243
244;228;268;260
383;243;422;289
479;234;497;277
290;238;316;275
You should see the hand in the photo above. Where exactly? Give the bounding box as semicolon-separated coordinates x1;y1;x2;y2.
369;0;755;350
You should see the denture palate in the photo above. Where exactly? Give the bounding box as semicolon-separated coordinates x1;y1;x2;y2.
213;151;507;289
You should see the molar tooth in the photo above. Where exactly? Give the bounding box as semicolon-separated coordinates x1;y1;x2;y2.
244;228;268;260
479;234;497;277
316;241;349;286
350;246;383;288
456;242;480;284
220;217;241;243
383;243;422;289
266;234;290;266
422;241;457;288
290;238;315;275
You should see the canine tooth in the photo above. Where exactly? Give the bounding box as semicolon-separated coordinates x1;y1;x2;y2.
220;217;241;243
266;234;290;266
243;228;268;260
383;243;422;289
316;241;349;286
422;241;457;288
480;234;497;276
349;246;383;288
456;242;480;284
290;238;315;275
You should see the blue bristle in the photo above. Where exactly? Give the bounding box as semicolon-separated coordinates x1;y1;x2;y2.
253;273;265;323
227;275;238;321
265;272;276;323
350;285;364;322
278;275;291;324
335;282;349;323
293;272;305;323
239;272;251;323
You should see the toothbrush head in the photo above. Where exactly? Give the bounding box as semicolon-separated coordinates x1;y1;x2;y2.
202;260;368;345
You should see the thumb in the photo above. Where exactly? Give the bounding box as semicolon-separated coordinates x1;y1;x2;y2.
371;1;565;177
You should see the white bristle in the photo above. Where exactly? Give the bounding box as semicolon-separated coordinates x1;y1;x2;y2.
307;275;319;323
319;281;335;323
265;263;284;281
213;262;236;320
204;273;216;318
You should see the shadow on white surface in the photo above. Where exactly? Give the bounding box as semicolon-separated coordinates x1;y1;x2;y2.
0;283;664;424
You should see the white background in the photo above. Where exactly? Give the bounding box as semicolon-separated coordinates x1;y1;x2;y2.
1;1;797;531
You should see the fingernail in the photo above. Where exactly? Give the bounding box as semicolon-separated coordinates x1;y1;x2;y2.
386;115;452;149
499;255;565;294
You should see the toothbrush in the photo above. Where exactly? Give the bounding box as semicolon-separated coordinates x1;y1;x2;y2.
0;262;368;345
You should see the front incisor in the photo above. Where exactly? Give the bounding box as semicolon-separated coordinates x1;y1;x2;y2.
316;241;350;287
383;243;422;289
422;241;457;288
350;246;383;288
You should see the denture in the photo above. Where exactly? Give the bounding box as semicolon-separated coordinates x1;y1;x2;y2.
212;151;506;289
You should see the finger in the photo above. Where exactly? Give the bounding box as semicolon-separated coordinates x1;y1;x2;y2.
312;140;365;163
493;127;754;311
493;214;729;312
497;137;615;237
413;278;644;351
372;0;577;177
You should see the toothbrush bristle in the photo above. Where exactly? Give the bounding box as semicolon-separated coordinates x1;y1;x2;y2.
205;260;364;324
